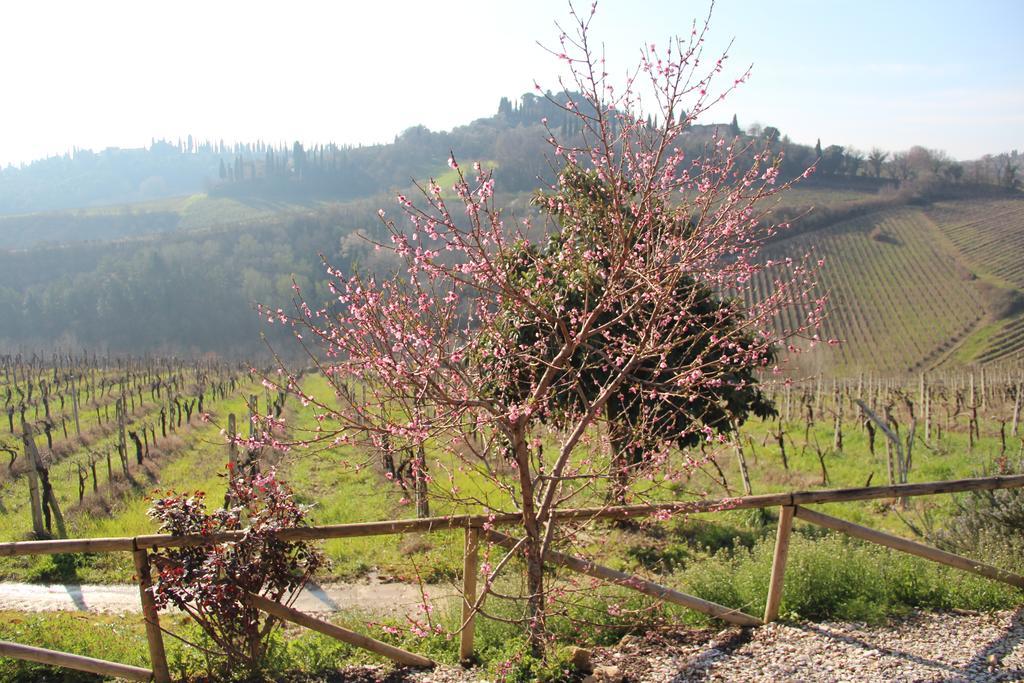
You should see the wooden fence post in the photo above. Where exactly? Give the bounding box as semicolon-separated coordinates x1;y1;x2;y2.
460;526;480;663
132;546;170;683
0;641;151;682
763;505;795;623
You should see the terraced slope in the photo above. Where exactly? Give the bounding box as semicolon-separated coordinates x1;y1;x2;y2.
975;314;1024;364
926;199;1024;288
750;208;986;375
923;199;1024;365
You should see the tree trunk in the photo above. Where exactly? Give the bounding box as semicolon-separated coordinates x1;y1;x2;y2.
776;423;788;470
732;422;753;496
607;423;633;506
129;431;143;465
1012;378;1021;438
512;426;545;656
71;377;81;437
414;445;429;519
117;399;129;477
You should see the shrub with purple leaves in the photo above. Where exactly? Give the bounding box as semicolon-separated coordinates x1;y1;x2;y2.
147;470;326;678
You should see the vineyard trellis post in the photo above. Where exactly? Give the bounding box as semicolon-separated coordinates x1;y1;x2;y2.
21;421;45;537
70;374;81;437
1012;373;1021;438
227;413;238;471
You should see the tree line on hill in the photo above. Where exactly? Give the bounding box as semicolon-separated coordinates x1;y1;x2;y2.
4;90;1017;218
0;92;586;215
740;118;1019;189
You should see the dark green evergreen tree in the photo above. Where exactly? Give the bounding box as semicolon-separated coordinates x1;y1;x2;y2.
480;164;775;503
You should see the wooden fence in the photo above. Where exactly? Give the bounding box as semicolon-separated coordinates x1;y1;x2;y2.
0;474;1023;681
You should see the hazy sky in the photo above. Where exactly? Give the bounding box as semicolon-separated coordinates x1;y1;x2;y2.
1;0;1021;166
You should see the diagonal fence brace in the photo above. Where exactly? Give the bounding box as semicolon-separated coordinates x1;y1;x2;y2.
483;529;762;627
244;591;434;668
793;506;1024;589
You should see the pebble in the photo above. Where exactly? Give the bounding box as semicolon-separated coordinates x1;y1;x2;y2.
334;609;1024;682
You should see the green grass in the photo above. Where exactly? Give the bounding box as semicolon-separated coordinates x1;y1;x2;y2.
0;192;332;250
44;193;322;230
766;185;880;210
950;317;1006;364
433;160;499;198
674;530;1021;624
275;375;466;581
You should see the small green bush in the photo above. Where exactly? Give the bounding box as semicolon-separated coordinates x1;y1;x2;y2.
674;531;1022;624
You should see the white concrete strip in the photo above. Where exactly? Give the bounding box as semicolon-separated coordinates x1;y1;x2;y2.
0;581;456;616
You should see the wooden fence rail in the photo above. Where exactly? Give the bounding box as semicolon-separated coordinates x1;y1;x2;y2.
0;473;1021;680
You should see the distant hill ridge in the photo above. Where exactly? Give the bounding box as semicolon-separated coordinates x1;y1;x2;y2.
0;91;604;215
0;89;881;217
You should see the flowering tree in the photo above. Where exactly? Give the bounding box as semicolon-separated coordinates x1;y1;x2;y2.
492;164;780;506
256;4;823;653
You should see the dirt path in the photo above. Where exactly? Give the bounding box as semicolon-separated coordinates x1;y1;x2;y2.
0;579;457;617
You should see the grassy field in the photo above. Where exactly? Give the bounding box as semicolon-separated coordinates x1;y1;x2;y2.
0;193;331;250
765;183;882;210
927;199;1024;290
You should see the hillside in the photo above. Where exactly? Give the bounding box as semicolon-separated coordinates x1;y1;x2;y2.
926;198;1024;365
0;92;1020;372
757;194;1024;374
2;177;1022;373
0;91;605;223
755;208;983;375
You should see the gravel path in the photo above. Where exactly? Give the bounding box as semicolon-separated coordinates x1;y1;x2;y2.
337;609;1024;682
584;609;1024;683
